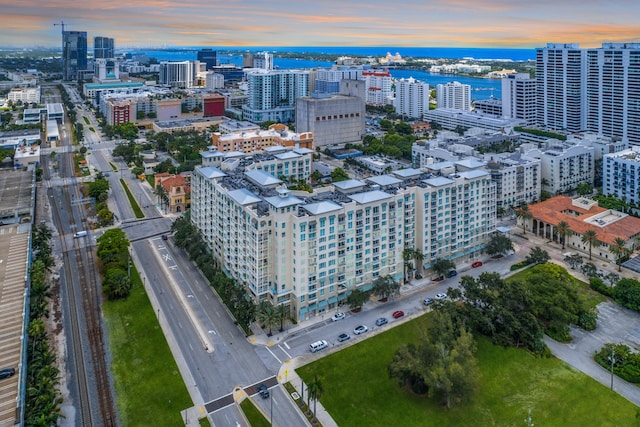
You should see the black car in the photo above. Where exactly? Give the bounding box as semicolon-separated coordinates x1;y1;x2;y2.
257;383;269;399
0;368;15;380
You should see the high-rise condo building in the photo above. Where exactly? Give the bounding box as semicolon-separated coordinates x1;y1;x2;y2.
585;43;640;145
535;43;585;133
159;61;197;88
436;81;471;111
242;69;309;123
536;42;640;145
501;73;537;125
362;70;392;106
191;164;495;320
395;77;430;120
62;31;87;81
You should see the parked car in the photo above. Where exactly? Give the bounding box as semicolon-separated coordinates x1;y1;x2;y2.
337;333;351;342
331;312;345;322
435;293;447;300
392;310;405;319
0;368;15;380
309;340;329;353
257;383;269;399
447;270;458;278
472;261;483;268
423;297;434;306
375;317;388;326
353;325;368;335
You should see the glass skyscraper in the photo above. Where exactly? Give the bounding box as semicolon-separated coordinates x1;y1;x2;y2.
94;36;115;59
62;31;87;81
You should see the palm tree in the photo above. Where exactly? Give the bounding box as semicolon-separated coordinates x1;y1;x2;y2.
256;302;278;336
276;304;289;332
555;221;571;249
541;177;550;189
413;248;424;277
307;374;324;420
516;205;533;235
581;229;601;261
154;185;169;212
610;237;630;272
402;248;415;283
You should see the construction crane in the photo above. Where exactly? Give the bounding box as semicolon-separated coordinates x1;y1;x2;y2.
53;20;66;34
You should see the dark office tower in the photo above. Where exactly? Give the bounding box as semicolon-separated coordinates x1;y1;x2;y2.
197;48;217;70
94;36;115;59
62;31;88;81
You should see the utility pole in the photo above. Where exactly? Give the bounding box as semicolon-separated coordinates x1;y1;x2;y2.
609;346;616;390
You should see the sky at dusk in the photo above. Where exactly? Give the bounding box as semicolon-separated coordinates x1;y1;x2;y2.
1;0;640;49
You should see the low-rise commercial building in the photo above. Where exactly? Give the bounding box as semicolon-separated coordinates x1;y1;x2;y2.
526;196;640;261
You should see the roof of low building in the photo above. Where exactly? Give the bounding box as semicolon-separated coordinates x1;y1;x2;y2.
528;195;640;245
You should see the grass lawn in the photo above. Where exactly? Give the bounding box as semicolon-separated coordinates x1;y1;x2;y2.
508;264;606;310
239;398;270;427
103;264;192;426
297;315;638;427
119;178;145;218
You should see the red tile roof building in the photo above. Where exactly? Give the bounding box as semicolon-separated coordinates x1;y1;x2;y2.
525;195;640;261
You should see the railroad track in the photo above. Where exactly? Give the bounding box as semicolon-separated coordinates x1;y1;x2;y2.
42;86;117;426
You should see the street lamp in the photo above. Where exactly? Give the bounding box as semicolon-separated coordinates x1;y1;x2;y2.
609;346;616;390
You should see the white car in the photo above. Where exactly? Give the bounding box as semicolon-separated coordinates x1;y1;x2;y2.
332;312;346;322
435;293;447;300
353;325;368;335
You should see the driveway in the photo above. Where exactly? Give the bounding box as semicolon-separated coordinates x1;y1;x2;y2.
545;300;640;406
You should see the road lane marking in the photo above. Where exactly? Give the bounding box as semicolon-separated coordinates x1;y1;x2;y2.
278;344;292;359
265;346;282;363
283;342;290;350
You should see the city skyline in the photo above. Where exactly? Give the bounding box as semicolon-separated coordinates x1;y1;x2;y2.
1;0;639;49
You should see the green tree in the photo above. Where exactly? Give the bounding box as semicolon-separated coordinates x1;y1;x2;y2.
610;237;630;272
87;177;110;199
102;268;132;300
614;278;640;312
577;182;593;196
527;247;550;265
453;273;543;351
256;301;278;336
346;288;369;311
555;220;571;250
581;262;599;279
388;310;479;408
330;167;349;182
581;229;601;261
307;374;324;420
485;233;514;257
309;170;323;183
515;205;532;235
564;253;584;270
371;275;400;301
431;258;456;279
413;248;424;277
276;304;289;332
402;248;415;283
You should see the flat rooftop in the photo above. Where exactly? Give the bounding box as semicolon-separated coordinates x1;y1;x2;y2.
0;223;29;425
0;170;33;222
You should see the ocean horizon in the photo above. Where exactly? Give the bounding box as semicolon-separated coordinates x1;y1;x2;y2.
122;46;536;62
